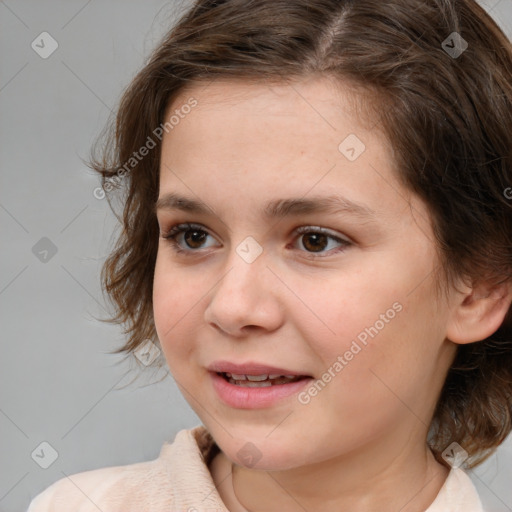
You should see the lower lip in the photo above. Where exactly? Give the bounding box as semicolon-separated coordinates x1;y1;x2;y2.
210;372;313;409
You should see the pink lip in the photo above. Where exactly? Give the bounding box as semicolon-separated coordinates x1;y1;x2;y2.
207;361;313;409
210;373;312;409
207;360;310;377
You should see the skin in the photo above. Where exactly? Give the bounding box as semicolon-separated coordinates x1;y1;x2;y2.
152;77;511;511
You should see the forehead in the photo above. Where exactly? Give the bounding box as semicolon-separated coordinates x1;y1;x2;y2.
173;76;350;106
158;77;424;226
162;77;388;171
167;77;368;131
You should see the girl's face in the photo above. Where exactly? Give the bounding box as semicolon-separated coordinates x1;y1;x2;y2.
153;77;459;470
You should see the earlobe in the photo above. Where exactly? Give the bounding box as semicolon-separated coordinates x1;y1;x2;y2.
446;280;512;345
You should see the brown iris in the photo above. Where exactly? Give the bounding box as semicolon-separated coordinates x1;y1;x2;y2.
301;233;328;252
184;229;207;249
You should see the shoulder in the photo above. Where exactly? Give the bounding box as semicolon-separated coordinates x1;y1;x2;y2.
427;467;484;512
27;426;216;512
26;454;173;512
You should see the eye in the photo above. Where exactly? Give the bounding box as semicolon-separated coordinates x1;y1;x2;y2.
160;222;219;253
292;226;351;256
160;222;351;257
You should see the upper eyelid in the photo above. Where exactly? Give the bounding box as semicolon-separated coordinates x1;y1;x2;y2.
294;225;351;243
163;222;218;240
161;222;345;238
162;222;351;248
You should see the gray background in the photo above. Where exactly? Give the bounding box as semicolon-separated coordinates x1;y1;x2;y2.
1;1;511;511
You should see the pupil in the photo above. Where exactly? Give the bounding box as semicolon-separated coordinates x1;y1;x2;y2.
185;230;206;248
303;233;327;252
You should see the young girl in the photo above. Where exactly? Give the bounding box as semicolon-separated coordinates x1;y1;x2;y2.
28;0;512;510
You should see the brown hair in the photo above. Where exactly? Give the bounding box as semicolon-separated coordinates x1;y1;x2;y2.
90;0;512;468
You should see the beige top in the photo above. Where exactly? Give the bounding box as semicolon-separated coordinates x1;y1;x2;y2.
27;425;484;512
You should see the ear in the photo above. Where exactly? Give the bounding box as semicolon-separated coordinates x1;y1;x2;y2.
446;279;512;344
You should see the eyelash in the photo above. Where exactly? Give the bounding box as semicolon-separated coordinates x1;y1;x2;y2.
160;222;352;258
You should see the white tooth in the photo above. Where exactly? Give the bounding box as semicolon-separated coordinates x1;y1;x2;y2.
268;374;281;379
229;379;273;387
231;373;247;380
246;374;268;381
225;372;232;378
285;375;296;379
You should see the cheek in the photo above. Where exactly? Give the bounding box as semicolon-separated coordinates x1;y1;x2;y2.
152;254;202;360
291;268;406;364
293;264;444;402
317;289;446;425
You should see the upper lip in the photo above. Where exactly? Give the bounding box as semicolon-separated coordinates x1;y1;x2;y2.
207;360;311;377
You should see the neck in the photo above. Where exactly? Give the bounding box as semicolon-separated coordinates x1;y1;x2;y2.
229;426;449;512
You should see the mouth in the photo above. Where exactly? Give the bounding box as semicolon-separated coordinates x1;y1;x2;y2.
207;362;314;409
210;370;313;409
217;372;308;387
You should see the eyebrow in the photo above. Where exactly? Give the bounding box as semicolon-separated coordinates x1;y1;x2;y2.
155;192;376;220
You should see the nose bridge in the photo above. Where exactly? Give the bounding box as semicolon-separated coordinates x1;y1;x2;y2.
204;237;283;334
219;238;270;299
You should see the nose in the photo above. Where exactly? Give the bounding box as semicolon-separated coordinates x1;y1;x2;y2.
203;246;285;337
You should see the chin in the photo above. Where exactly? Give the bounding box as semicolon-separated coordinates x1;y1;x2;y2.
207;425;309;471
